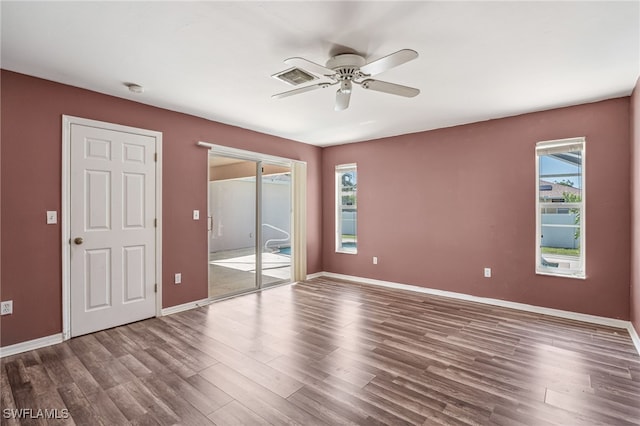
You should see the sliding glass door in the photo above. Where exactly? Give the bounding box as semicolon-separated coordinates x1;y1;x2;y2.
260;164;292;287
208;154;293;299
208;157;259;298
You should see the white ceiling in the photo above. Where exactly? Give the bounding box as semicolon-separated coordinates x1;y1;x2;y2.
2;1;638;147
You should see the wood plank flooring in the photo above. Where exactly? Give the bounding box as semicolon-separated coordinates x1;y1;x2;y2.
2;276;640;425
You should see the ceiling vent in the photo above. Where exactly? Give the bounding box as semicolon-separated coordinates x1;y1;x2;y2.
272;67;317;86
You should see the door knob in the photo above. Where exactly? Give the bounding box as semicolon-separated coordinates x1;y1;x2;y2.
74;237;84;245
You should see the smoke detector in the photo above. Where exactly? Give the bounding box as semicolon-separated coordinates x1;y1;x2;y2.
125;83;144;93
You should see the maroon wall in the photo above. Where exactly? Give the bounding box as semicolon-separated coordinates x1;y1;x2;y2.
0;70;323;346
631;77;640;336
1;68;635;348
323;98;631;319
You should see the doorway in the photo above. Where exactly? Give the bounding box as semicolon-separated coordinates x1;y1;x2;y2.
203;144;305;299
62;116;162;339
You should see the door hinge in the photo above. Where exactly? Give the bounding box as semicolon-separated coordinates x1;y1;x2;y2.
154;152;158;162
154;218;157;227
154;283;158;293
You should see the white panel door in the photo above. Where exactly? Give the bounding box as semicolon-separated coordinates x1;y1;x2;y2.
70;124;156;337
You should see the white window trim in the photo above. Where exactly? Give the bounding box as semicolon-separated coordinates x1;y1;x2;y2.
336;163;357;254
535;137;586;279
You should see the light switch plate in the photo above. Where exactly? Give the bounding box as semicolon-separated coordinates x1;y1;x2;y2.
193;210;200;220
46;211;57;224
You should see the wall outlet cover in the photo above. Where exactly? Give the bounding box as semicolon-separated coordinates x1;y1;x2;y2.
1;300;13;315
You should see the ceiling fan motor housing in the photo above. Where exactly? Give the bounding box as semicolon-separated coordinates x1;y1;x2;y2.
326;54;367;80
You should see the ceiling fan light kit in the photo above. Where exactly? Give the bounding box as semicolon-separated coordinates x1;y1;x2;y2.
272;49;420;111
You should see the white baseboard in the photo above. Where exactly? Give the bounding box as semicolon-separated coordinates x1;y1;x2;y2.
161;298;212;316
629;322;640;357
0;333;64;358
162;280;304;317
306;272;324;280
317;272;634;331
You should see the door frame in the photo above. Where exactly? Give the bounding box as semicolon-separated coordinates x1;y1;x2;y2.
200;142;307;292
61;115;163;340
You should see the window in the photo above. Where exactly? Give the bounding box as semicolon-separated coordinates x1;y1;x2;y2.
536;137;585;278
336;164;357;253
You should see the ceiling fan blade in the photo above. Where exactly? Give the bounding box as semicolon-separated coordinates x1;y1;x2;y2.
360;79;420;98
359;49;418;76
335;88;351;111
284;57;336;77
272;82;333;99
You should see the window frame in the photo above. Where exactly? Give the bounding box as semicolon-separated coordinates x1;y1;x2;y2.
535;137;586;279
335;163;357;254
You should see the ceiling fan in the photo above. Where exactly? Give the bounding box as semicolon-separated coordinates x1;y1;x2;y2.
272;49;420;111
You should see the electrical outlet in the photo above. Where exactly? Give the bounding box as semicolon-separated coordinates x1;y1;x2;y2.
484;267;492;278
174;273;182;284
373;256;378;265
1;300;13;315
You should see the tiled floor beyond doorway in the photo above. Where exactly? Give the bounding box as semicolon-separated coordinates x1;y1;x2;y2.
208;248;290;298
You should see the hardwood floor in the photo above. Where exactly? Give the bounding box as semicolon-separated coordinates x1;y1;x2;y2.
3;276;640;425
